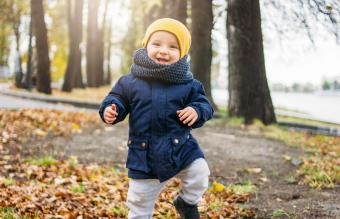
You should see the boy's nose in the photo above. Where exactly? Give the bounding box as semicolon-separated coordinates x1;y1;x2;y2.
159;46;168;55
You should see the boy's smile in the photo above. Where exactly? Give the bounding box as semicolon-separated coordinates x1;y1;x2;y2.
146;31;181;65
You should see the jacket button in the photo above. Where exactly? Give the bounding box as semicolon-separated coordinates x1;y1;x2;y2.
141;142;146;148
187;135;190;139
173;138;179;144
128;140;132;145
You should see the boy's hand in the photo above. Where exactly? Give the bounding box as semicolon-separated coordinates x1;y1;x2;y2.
177;107;198;126
104;104;118;124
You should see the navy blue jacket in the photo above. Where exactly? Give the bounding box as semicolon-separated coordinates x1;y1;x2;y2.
99;74;214;182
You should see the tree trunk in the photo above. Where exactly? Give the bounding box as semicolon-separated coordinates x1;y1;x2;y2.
13;25;24;88
62;0;84;92
105;19;112;85
190;0;217;109
176;0;187;25
31;0;51;94
72;0;84;88
227;0;276;125
25;16;33;90
95;0;109;87
160;0;187;25
86;0;103;87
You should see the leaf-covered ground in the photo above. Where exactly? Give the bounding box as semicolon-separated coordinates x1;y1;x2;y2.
2;87;340;218
0;109;255;218
261;121;340;189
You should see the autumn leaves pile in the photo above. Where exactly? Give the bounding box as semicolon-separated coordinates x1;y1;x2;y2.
0;109;254;218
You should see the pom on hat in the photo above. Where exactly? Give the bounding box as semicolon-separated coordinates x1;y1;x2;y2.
142;18;191;58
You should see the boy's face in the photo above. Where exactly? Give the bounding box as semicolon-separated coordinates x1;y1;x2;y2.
146;31;181;65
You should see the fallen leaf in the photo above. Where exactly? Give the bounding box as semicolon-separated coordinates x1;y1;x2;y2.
245;167;262;174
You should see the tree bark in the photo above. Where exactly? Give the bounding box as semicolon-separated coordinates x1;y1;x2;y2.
62;0;84;92
95;0;109;87
105;18;112;85
176;0;187;25
86;0;99;87
25;16;33;90
71;0;84;89
227;0;276;124
160;0;187;25
86;0;105;87
13;24;24;88
190;0;217;109
31;0;51;94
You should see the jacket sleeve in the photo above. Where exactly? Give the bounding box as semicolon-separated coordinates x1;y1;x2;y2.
187;80;214;129
98;76;130;124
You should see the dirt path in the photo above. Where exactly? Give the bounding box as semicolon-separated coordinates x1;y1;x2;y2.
25;122;340;219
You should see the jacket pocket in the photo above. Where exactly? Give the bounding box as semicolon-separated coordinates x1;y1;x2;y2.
126;137;150;172
168;133;191;167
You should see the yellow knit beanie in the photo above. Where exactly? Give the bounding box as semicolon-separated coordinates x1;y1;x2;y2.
142;18;191;58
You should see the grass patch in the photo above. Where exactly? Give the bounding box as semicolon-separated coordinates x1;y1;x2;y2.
207;200;223;212
226;181;257;195
66;156;79;166
272;209;290;218
71;182;86;193
111;204;129;216
284;175;297;184
26;156;56;166
3;178;16;186
277;115;340;129
0;207;17;218
298;159;335;189
0;78;13;83
0;207;39;219
225;116;245;126
211;109;245;127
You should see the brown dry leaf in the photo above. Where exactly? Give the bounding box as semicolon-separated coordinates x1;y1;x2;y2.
245;167;262;174
34;128;48;137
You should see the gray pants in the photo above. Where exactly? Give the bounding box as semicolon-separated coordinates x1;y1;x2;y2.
127;158;210;219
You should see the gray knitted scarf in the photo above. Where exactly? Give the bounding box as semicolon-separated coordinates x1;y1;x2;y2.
131;48;193;84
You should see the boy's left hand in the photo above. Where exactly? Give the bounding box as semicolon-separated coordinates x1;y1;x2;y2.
177;107;198;126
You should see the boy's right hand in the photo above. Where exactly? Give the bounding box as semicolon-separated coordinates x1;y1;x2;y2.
104;104;118;124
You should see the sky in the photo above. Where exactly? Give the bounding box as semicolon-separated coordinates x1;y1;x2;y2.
212;0;340;88
264;36;340;86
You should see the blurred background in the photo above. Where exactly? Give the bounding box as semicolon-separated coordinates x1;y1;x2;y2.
0;0;339;124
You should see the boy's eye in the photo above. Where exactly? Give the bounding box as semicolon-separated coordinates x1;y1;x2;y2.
152;42;160;46
170;45;179;49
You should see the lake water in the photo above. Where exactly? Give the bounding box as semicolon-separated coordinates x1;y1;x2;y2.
212;89;340;124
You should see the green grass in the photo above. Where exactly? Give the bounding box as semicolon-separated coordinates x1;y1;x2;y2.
0;78;13;83
26;156;56;166
207;200;223;212
0;207;39;219
3;178;15;186
71;182;85;193
299;165;334;189
67;156;79;166
210;109;245;126
272;209;290;218
0;207;17;218
284;175;297;184
277;115;340;129
111;204;129;216
226;181;257;195
215;108;340;129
